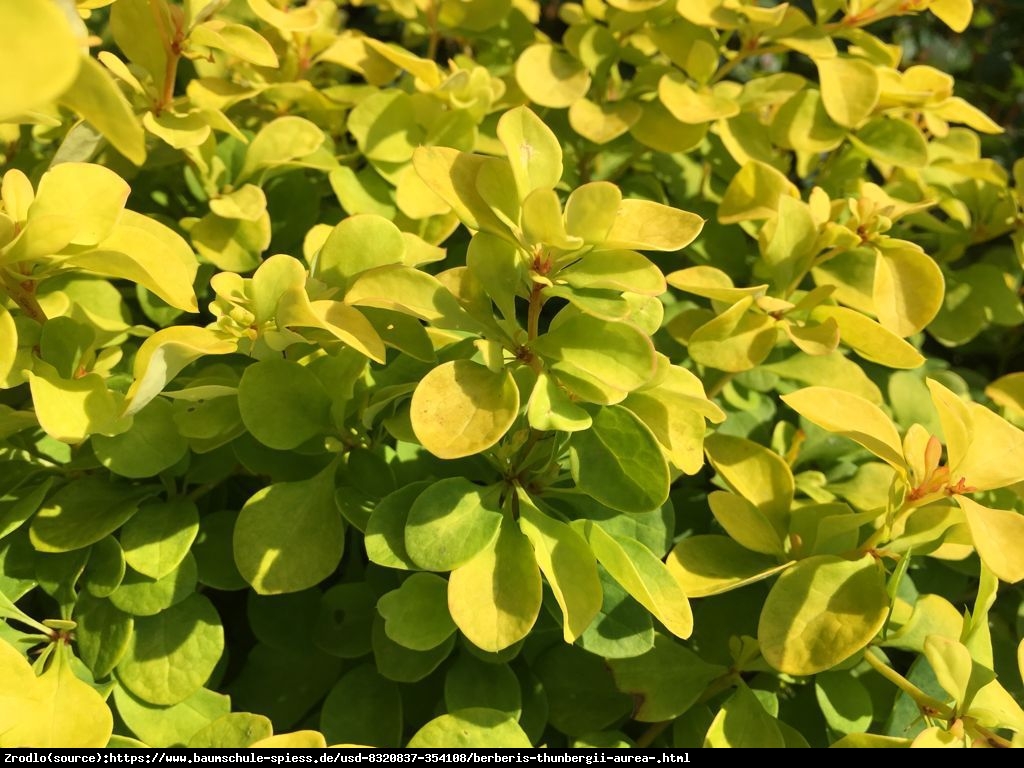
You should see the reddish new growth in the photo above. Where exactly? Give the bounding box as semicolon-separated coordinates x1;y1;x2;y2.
907;434;976;501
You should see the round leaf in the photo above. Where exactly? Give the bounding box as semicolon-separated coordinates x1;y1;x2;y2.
238;359;332;451
407;708;531;748
515;45;591;108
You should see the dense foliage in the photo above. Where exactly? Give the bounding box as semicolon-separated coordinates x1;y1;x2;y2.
2;0;1024;749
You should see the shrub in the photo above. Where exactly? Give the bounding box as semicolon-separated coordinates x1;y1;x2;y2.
1;0;1023;749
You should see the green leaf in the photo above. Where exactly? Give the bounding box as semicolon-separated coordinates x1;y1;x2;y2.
0;0;80;120
704;684;785;748
233;461;345;595
815;672;874;734
116;594;224;706
609;634;725;721
404;478;503;572
237;359;332;450
74;592;134;679
533;644;632;736
816;57;879;127
577;567;655;659
496;106;563;201
445;654;522;719
93;398;189;478
764;351;883;403
781;386;905;471
109;555;198;617
448;517;542;652
515;44;591;108
113;685;229;748
570;406;669;514
408;708;531;748
365;482;430;570
580;521;692;639
758;554;889;675
667;535;791;597
517;493;602;643
372;614;456;683
410;360;519;460
321;665;402;748
527;371;593;432
851;116;928;168
30;477;152;553
377;573;456;650
120;500;199;581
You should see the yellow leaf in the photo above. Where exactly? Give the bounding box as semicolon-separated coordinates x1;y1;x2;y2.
928;378;1024;492
816;57;880;128
252;731;328;748
781;386;905;471
27;363;129;443
515;44;591;109
872;242;944;337
719;160;800;224
812;305;925;369
603;199;704;252
411;360;519;460
928;0;973;32
29;163;129;246
0;0;81;120
955;496;1024;584
497;106;563;202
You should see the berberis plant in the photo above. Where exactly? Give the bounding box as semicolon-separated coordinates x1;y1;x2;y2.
1;0;1024;749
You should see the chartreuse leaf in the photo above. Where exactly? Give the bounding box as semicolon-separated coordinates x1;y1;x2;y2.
448;517;542;652
689;297;777;372
404;478;503;571
667;536;791;597
579;521;692;639
872;243;944;337
238;359;332;450
927;378;1024;492
0;307;16;384
365;482;430;570
408;708;531;748
275;289;386;364
315;215;406;292
27;362;129;444
0;0;80;120
233;461;345;595
114;686;226;748
116;594;224;706
570;406;669;514
602;199;704;252
410;360;518;460
190;22;279;68
923;636;973;707
882;594;963;652
372;613;455;683
564;182;622;243
321;665;402;748
533;315;656;404
609;634;725;722
815;672;873;734
496;106;562;201
719;160;799;223
515;44;591;109
412;148;510;235
237;116;325;182
954;496;1024;584
562;250;665;295
517;493;601;643
816;57;879;127
782;387;906;471
125;327;237;416
93;398;188;478
120;499;199;581
377;573;456;651
59;55;146;165
758;555;889;675
527;372;592;432
704;434;794;527
708;492;785;556
851;116;928;168
188;713;274;748
30;476;152;553
108;554;197;616
704;684;785;748
0;643;113;748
